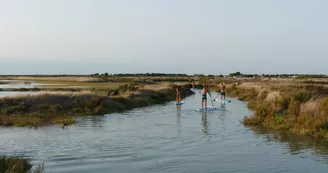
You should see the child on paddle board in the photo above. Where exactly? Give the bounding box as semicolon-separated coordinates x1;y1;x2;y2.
201;85;211;109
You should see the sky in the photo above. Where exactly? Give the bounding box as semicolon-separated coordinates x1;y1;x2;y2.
0;0;327;75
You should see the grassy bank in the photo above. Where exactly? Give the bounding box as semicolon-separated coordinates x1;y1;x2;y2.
0;156;44;173
0;83;194;127
228;82;328;139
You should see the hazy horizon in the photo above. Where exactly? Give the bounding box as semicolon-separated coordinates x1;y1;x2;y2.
1;0;327;75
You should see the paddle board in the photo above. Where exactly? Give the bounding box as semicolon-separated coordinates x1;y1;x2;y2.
214;99;231;103
196;106;217;112
174;101;184;105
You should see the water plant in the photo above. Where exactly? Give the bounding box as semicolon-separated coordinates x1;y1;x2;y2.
0;156;44;173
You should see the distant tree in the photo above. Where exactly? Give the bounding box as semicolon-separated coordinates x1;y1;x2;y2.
229;71;242;77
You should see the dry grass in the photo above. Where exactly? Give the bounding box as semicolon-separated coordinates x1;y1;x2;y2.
265;91;281;101
238;82;263;90
300;101;318;117
142;82;172;91
228;80;328;139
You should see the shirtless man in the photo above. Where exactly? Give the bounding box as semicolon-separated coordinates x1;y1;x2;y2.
201;85;211;109
220;83;226;100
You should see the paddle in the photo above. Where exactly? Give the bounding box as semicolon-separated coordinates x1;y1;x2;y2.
213;93;219;101
208;91;215;108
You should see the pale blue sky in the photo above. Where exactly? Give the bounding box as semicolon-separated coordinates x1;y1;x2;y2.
0;0;327;75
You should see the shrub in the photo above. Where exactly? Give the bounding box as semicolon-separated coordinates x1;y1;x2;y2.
288;99;301;117
0;156;32;173
118;83;138;92
3;105;29;115
260;90;269;100
51;104;64;113
36;104;51;112
277;96;290;112
86;96;102;109
292;91;312;103
133;97;148;107
72;107;83;114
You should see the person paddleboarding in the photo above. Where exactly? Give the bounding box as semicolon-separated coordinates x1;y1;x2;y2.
176;86;182;110
201;85;211;109
220;82;226;100
176;86;182;103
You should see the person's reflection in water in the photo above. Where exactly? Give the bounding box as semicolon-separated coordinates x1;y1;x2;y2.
220;102;226;110
192;89;195;98
176;110;181;135
202;112;208;135
218;104;227;131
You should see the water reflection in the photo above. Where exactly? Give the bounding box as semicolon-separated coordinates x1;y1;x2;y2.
90;116;104;128
76;116;105;128
217;107;226;124
219;102;226;110
176;110;181;135
252;127;328;160
176;104;181;110
201;112;208;135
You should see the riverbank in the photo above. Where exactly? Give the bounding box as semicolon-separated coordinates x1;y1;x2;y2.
226;82;328;139
0;83;194;127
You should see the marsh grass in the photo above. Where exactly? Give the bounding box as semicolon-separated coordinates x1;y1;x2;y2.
0;114;75;127
0;84;194;127
228;83;328;139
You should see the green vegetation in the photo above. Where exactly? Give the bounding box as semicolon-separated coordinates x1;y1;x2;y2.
229;71;242;77
0;156;44;173
228;83;328;139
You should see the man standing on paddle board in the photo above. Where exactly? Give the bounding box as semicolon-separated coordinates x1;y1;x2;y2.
201;85;211;109
220;82;226;100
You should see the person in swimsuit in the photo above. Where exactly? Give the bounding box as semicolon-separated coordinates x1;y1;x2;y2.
220;82;226;100
176;86;181;103
201;85;211;109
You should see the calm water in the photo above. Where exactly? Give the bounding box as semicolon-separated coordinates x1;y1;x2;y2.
1;91;328;173
0;80;38;88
